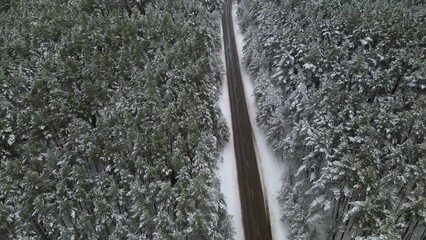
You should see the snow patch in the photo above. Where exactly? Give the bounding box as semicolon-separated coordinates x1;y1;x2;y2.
7;134;15;145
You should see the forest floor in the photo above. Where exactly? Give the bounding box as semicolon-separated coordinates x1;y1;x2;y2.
217;1;289;240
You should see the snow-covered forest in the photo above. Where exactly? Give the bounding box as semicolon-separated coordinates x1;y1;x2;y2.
238;0;426;239
0;0;234;239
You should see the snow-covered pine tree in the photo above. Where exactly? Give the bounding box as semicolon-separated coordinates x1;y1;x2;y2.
238;0;426;239
1;0;233;239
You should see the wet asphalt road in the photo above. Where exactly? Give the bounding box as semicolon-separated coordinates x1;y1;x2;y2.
222;1;273;239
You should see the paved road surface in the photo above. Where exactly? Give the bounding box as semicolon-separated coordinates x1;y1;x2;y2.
222;1;273;240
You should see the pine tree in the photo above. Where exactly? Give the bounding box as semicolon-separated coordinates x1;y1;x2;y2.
238;0;426;239
1;0;233;239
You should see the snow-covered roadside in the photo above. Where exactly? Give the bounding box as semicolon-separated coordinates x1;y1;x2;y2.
217;25;245;240
231;3;289;240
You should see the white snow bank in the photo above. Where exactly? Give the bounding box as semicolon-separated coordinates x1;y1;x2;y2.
231;3;289;240
217;25;245;240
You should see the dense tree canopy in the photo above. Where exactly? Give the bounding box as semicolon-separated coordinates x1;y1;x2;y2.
0;0;234;239
238;0;426;239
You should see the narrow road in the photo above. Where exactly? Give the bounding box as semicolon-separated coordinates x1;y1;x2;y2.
222;1;273;240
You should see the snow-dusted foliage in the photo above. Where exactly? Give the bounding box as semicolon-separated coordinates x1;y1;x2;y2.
238;0;426;239
0;0;233;239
